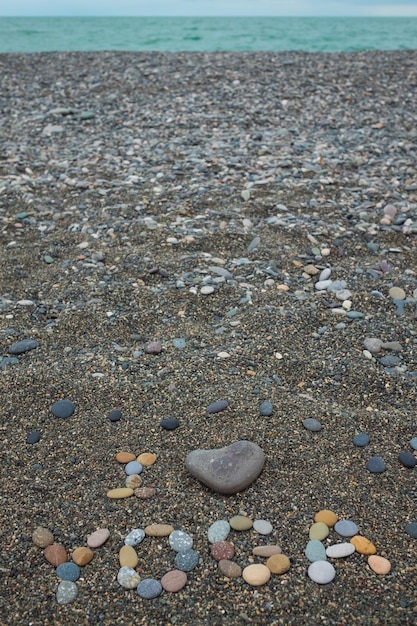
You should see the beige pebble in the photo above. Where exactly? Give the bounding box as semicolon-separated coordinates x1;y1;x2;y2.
229;515;253;531
116;451;136;463
107;487;133;499
137;452;157;466
389;286;406;300
87;528;110;548
351;535;377;555
277;284;289;291
218;559;242;578
126;474;142;489
134;487;156;499
242;564;271;586
309;522;330;540
72;546;94;566
368;554;391;575
252;545;282;557
145;523;174;537
32;526;54;548
314;509;338;528
119;545;138;568
303;264;319;276
321;248;331;256
266;553;291;574
43;544;68;566
380;216;392;225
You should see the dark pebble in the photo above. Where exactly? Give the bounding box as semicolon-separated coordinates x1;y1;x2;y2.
206;400;229;414
303;418;322;432
27;431;41;444
8;339;39;354
0;356;19;368
259;401;273;416
108;409;122;422
160;418;180;430
56;562;80;582
398;452;417;468
366;456;386;473
175;549;199;571
353;433;370;447
137;578;162;599
405;522;417;539
379;355;401;367
50;399;76;418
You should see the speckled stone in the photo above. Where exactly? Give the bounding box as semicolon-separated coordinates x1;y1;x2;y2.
175;549;200;571
351;535;376;555
252;545;282;557
366;456;386;473
334;520;359;537
50;399;75;418
161;570;187;592
44;544;68;566
87;528;110;548
266;553;291;574
305;540;327;563
308;560;336;584
206;399;229;413
119;545;138;568
32;526;54;548
388;286;406;300
117;566;141;589
368;555;392;575
309;522;329;541
137;578;163;599
124;529;145;546
56;562;80;582
72;547;94;566
326;543;355;558
56;580;78;605
169;530;193;552
242;564;271;586
137;452;157;466
208;520;231;544
145;524;174;537
218;560;242;578
314;510;338;527
134;487;156;499
229;515;253;531
126;474;143;489
210;541;235;561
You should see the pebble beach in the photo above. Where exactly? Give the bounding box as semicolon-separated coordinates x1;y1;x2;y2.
1;50;417;625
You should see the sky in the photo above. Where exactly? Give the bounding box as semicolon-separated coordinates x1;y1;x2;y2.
1;0;417;17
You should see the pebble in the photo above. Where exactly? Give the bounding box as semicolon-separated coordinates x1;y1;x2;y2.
314;510;338;527
119;545;138;568
309;522;329;541
334;520;359;537
259;401;273;416
56;562;80;582
145;524;174;537
175;549;200;571
308;561;336;584
126;474;143;489
351;535;377;555
353;433;370;447
326;543;355;558
206;399;229;414
117;566;141;589
218;559;242;578
8;338;39;354
208;520;231;543
50;399;75;418
137;452;157;466
125;461;143;476
116;451;136;463
87;528;110;548
108;409;122;422
210;541;235;561
319;268;331;281
169;530;194;552
137;578;163;599
134;487;156;499
27;430;41;444
253;519;273;535
44;544;68;566
266;553;291;574
144;341;162;354
409;437;417;451
160;418;180;430
107;487;134;498
303;418;322;432
368;555;392;575
366;456;386;473
242;564;271;586
398;452;417;468
186;440;265;494
252;545;282;557
32;526;54;548
56;580;78;605
405;522;417;538
315;279;332;290
389;286;406;300
72;547;94;566
229;515;253;531
161;569;187;592
201;285;215;295
363;338;383;354
305;540;327;562
124;528;145;546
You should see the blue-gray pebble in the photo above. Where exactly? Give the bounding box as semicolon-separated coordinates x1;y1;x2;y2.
367;456;386;473
259;401;273;416
405;522;417;539
56;562;80;582
169;530;193;552
27;431;41;444
410;437;417;450
175;549;199;572
50;399;75;418
353;433;370;447
173;338;186;349
136;578;162;599
305;540;327;563
125;461;143;475
207;520;230;543
160;418;179;430
8;339;39;354
56;580;78;605
334;520;358;537
303;418;322;432
206;400;229;414
108;409;122;422
398;452;417;468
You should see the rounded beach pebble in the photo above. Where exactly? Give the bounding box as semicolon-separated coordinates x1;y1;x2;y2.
326;543;355;558
44;544;68;566
242;564;271;586
117;566;141;589
8;338;39;354
137;578;162;599
108;409;122;422
160;418;179;430
253;519;273;535
87;528;110;548
314;510;338;527
405;522;417;538
169;530;193;552
351;535;376;555
218;560;242;578
229;515;253;531
309;522;329;541
398;452;417;468
266;554;290;574
366;456;386;473
27;431;41;444
334;520;358;537
50;399;75;418
32;526;54;548
210;541;235;561
56;562;80;582
161;570;187;592
124;528;145;546
72;547;94;566
368;555;392;575
259;401;273;416
208;520;230;543
305;540;327;562
56;580;78;605
175;549;200;571
125;461;143;475
303;418;322;432
206;399;228;413
308;561;336;584
353;433;370;447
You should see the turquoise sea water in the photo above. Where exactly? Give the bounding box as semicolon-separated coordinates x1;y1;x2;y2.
0;16;416;53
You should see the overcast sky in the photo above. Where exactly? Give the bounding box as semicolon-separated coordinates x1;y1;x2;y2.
1;0;416;17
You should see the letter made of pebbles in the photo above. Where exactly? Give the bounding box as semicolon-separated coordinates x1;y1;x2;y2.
185;440;265;495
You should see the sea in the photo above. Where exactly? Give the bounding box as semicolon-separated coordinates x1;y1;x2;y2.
0;16;416;53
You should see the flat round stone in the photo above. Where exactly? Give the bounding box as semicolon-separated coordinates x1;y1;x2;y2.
354;433;370;447
161;570;187;592
72;547;94;566
50;399;75;418
363;338;383;354
259;401;273;416
116;451;136;463
405;522;417;538
218;559;242;578
303;418;322;432
117;566;141;589
266;553;290;574
201;285;215;295
145;524;174;537
326;543;355;558
56;562;80;582
367;456;386;473
175;549;199;572
308;560;336;584
314;510;338;527
56;580;78;605
305;540;327;563
368;555;392;575
32;526;54;548
389;286;406;300
242;564;271;586
137;452;157;466
126;474;142;489
44;544;68;566
108;409;122;422
125;461;143;476
124;528;145;546
160;418;179;430
210;541;235;561
206;400;228;414
8;339;39;354
351;535;376;555
87;528;110;548
144;341;162;354
252;545;282;557
27;431;41;444
137;578;162;599
208;520;231;543
229;515;253;531
169;530;193;552
119;545;138;568
107;488;133;499
253;519;273;535
410;437;417;451
309;522;329;541
335;520;359;537
398;452;417;468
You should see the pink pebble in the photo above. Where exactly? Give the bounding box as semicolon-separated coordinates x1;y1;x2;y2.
87;528;110;548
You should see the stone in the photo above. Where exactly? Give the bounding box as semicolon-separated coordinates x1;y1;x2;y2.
303;264;319;275
160;418;179;430
126;474;142;489
125;461;143;476
326;543;355;558
72;547;94;566
124;529;145;546
27;431;41;444
32;526;54;548
87;528;110;548
175;549;199;571
50;399;75;418
8;339;39;354
56;580;78;605
169;530;193;552
161;570;187;592
242;564;271;586
266;554;291;574
200;285;215;295
107;488;133;498
134;487;156;499
305;540;327;562
351;535;376;555
117;566;141;589
259;401;273;416
144;341;162;354
398;452;417;468
309;522;329;541
137;578;163;599
308;561;336;584
210;541;235;561
44;544;68;566
208;520;230;543
206;399;229;414
119;545;138;568
229;515;253;531
252;545;282;557
389;286;406;300
108;409;122;422
368;555;392;575
363;338;383;354
218;559;242;578
145;524;174;537
353;433;370;447
409;437;417;450
303;418;322;432
367;456;386;473
334;520;359;537
116;451;136;463
253;519;273;535
405;522;417;538
137;452;157;466
185;440;265;495
56;562;80;582
314;510;338;527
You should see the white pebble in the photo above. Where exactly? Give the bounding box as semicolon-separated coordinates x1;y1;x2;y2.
253;519;273;535
319;268;331;281
326;543;355;559
315;279;332;290
308;560;336;584
200;285;214;295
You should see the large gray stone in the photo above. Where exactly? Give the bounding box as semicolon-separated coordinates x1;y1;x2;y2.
185;440;265;494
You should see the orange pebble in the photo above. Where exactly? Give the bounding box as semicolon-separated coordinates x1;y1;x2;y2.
72;546;94;566
116;451;136;463
368;554;391;575
137;452;157;466
351;535;377;555
314;509;338;527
